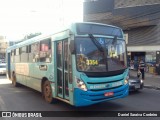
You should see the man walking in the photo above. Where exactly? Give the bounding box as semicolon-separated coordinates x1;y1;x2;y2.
138;59;145;80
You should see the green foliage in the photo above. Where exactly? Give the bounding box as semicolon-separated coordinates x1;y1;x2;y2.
24;32;42;40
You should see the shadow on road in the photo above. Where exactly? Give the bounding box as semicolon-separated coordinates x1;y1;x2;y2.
129;90;143;96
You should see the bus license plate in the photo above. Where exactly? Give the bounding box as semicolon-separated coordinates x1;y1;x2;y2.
104;92;114;97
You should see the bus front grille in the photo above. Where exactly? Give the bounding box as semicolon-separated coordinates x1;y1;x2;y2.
89;85;123;91
80;86;128;102
87;78;124;91
87;79;123;84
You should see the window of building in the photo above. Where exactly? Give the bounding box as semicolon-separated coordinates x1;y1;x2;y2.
145;52;156;63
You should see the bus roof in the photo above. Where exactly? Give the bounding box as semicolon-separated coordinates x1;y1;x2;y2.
7;22;123;51
73;22;122;29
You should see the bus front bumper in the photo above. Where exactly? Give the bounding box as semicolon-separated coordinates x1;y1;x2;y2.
74;84;129;107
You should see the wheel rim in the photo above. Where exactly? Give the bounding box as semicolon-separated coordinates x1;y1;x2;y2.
45;84;51;97
43;81;52;103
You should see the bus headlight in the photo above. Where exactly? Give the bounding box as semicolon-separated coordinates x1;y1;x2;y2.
76;78;87;91
124;75;129;85
124;79;128;85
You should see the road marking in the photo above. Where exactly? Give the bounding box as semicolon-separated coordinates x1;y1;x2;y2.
0;96;7;111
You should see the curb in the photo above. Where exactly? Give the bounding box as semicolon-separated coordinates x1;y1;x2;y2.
144;85;160;90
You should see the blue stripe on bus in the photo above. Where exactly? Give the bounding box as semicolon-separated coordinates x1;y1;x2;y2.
74;84;129;107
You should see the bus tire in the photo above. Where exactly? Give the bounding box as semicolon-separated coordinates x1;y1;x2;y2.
12;72;19;87
42;80;56;104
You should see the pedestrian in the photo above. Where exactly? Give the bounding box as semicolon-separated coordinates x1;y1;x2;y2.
138;59;146;80
137;69;141;78
130;60;134;70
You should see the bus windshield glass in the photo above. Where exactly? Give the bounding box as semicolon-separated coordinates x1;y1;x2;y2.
75;37;127;72
76;23;123;38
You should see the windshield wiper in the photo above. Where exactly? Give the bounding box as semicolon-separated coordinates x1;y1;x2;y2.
88;34;104;52
88;34;108;71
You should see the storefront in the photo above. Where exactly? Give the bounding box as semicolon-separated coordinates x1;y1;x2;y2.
127;46;160;74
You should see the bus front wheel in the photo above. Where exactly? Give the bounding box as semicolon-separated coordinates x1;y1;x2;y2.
42;80;56;104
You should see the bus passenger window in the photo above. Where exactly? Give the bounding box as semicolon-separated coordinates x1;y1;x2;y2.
21;46;28;62
11;50;14;63
32;42;40;62
40;39;51;63
14;48;20;63
28;45;33;62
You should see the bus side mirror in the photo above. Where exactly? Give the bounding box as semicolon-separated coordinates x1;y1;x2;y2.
69;40;75;54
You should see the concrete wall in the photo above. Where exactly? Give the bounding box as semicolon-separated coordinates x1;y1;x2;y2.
125;24;160;46
114;0;160;9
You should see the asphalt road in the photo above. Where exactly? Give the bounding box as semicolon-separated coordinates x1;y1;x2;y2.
0;75;160;120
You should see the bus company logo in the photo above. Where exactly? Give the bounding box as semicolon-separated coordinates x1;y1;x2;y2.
2;112;11;117
1;112;42;118
90;85;106;89
90;84;110;89
105;84;110;88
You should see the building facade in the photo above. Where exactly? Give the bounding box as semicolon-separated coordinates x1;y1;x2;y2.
84;0;160;72
0;36;8;60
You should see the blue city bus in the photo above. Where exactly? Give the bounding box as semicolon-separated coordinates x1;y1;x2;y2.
6;22;129;106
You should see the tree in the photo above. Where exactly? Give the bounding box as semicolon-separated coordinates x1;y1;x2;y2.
24;32;42;40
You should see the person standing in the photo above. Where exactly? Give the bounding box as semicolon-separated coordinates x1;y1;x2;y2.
138;59;145;80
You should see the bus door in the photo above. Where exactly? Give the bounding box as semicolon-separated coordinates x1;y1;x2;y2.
7;52;11;79
56;40;71;100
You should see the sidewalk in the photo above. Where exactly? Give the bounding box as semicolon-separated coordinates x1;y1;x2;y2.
129;70;160;90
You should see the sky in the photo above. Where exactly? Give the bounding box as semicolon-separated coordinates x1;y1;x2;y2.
0;0;83;41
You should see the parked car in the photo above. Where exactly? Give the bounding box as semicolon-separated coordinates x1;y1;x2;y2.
129;75;144;91
0;59;6;63
0;63;6;75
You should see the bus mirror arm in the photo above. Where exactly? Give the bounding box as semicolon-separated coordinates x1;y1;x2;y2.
69;40;75;54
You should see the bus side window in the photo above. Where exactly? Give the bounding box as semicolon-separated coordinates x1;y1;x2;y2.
32;42;40;62
14;48;20;63
40;39;51;63
11;50;14;63
28;45;33;62
21;46;28;62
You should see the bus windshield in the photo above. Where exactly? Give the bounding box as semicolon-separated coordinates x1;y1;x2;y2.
75;37;127;72
76;23;123;38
